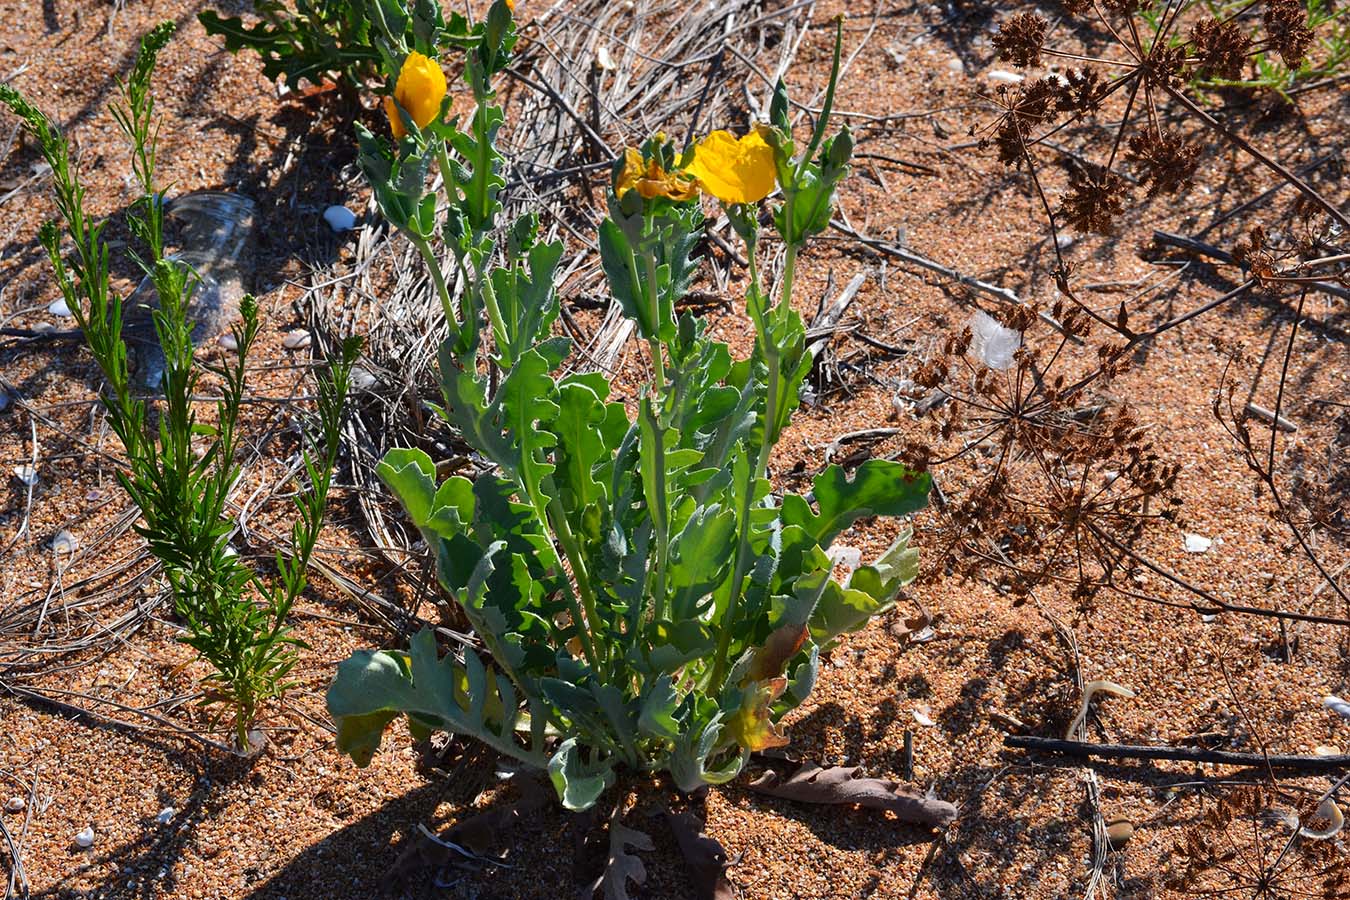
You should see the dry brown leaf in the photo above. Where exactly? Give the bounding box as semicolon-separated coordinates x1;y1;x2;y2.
748;762;958;829
579;806;654;900
665;810;736;900
384;774;548;887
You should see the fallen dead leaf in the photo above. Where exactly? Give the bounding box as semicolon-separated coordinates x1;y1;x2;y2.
747;762;957;829
580;806;653;900
665;810;735;900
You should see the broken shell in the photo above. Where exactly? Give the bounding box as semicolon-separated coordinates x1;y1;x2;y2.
595;46;617;71
1313;745;1342;757
74;826;95;848
1323;695;1350;720
912;706;935;727
1105;817;1133;850
13;464;38;487
156;807;175;825
49;298;73;317
1299;798;1344;840
987;69;1024;84
282;329;312;350
4;797;24;813
1183;532;1213;554
218;333;239;351
323;205;356;233
51;529;77;554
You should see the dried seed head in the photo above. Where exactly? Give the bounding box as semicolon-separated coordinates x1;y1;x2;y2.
1264;0;1315;67
1057;68;1108;113
993;13;1049;68
1060;165;1131;234
1126;129;1201;197
1189;18;1254;81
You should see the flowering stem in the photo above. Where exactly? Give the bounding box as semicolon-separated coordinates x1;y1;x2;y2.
411;234;460;342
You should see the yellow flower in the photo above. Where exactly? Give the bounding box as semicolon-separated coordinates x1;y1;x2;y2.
615;147;698;202
685;127;776;205
383;51;447;140
504;0;515;10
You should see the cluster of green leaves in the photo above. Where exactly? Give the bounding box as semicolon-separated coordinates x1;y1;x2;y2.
2;22;359;751
327;11;930;808
199;0;474;91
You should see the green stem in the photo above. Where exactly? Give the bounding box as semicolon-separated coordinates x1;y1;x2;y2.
411;234;461;340
546;495;604;671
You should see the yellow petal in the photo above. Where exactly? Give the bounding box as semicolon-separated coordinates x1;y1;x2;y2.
390;51;447;134
383;95;407;140
687;128;776;205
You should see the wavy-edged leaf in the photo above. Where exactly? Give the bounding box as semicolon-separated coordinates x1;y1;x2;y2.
781;460;930;548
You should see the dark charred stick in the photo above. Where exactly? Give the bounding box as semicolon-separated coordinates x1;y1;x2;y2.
1005;735;1350;772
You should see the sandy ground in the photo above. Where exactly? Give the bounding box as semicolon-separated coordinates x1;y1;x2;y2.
1;1;1347;898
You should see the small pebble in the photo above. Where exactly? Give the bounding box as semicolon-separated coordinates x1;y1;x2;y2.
350;367;378;391
1105;817;1133;850
282;329;312;350
74;826;95;848
48;298;73;317
13;464;38;487
156;807;175;824
218;333;238;351
323;205;357;233
4;797;24;813
1183;532;1213;554
51;529;77;554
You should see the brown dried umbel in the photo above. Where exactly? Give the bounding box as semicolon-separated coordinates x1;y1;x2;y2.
1059;165;1130;234
993;12;1049;68
1166;786;1347;899
916;310;1181;607
1264;0;1316;67
1126;129;1201;197
1190;18;1254;81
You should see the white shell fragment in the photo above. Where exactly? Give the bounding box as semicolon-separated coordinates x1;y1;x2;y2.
74;826;95;848
1323;695;1350;720
48;298;73;317
1183;533;1213;554
913;707;936;727
1299;798;1344;840
4;797;24;813
968;311;1021;371
595;46;617;71
282;329;312;350
1066;680;1136;740
987;69;1024;84
323;205;357;233
156;807;175;825
218;333;239;351
51;529;77;554
13;464;38;487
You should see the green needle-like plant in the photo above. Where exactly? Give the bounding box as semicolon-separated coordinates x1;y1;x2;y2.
327;8;930;808
2;21;360;752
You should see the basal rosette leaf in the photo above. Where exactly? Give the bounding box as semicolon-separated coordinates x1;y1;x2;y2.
327;627;542;768
548;737;616;811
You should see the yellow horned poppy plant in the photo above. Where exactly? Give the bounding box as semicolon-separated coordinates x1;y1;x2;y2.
384;51;447;140
686;127;776;205
615;147;697;202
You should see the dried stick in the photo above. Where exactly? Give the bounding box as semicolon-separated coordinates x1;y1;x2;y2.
1005;735;1350;773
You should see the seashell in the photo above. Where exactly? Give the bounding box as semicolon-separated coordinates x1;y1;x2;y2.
49;298;73;317
323;205;357;233
74;826;95;848
13;464;38;487
51;529;77;554
282;329;312;350
156;807;175;824
1183;532;1213;554
218;333;239;351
